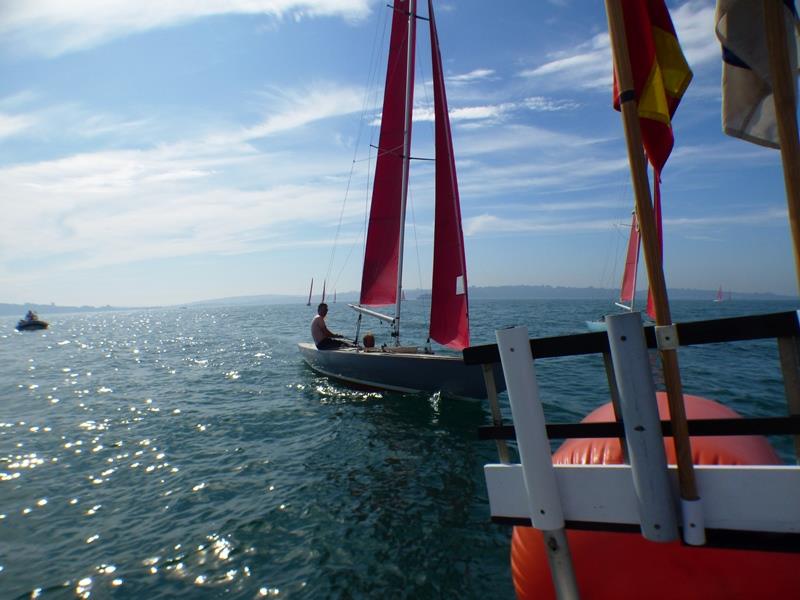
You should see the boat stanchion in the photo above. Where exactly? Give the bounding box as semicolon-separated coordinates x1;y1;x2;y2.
600;351;629;462
606;312;679;543
481;364;510;464
777;326;800;464
496;326;580;600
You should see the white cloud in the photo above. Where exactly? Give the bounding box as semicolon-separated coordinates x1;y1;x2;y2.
463;213;618;236
519;32;612;91
456;123;608;157
0;145;362;271
519;1;719;92
463;206;787;237
671;1;720;68
0;113;36;139
233;84;365;141
0;0;372;57
664;207;787;227
0;80;375;273
523;96;580;111
448;69;495;84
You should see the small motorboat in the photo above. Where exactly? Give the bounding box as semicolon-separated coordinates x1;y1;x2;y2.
16;312;48;331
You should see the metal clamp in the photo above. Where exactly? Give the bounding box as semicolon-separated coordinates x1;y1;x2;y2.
655;324;679;351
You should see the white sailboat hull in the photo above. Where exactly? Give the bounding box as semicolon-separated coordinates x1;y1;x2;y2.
585;319;608;332
298;342;505;399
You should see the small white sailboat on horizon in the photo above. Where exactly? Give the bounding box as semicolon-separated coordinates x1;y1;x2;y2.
298;0;503;399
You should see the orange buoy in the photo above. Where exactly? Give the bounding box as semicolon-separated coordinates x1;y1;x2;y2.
511;392;800;599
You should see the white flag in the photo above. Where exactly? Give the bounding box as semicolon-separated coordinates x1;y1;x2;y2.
715;0;799;148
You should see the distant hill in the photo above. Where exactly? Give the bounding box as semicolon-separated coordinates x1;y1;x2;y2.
188;291;369;306
187;294;307;306
464;285;796;302
3;285;795;315
0;302;136;317
187;285;797;305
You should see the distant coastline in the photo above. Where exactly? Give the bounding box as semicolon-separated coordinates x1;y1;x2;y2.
2;285;796;315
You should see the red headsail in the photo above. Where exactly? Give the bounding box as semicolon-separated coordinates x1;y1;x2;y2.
428;0;469;349
360;1;416;306
619;211;640;307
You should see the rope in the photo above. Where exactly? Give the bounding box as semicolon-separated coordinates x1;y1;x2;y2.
324;6;391;295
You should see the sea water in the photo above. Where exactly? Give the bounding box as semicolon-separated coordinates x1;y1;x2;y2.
0;298;796;598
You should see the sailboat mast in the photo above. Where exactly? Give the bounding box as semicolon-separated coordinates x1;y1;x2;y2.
391;0;416;345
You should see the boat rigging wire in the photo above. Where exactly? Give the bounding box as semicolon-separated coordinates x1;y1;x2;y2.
324;7;390;295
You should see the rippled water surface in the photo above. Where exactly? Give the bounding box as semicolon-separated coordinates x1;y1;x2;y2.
0;299;796;598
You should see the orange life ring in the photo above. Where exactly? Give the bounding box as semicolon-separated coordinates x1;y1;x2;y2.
511;392;799;599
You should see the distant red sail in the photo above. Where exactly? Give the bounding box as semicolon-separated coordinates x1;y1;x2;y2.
619;211;640;306
428;0;469;350
360;1;416;306
645;181;663;320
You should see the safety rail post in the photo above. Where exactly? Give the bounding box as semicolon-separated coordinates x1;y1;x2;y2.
601;350;629;463
496;326;579;600
777;312;800;463
481;364;510;463
606;312;681;542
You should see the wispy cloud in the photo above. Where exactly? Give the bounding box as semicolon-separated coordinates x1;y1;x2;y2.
0;113;36;139
232;84;364;142
464;213;619;236
0;79;375;273
0;0;372;57
519;32;612;91
464;206;787;237
456;123;609;157
447;68;495;84
518;1;719;92
523;96;581;111
407;96;579;128
670;1;720;67
664;207;788;227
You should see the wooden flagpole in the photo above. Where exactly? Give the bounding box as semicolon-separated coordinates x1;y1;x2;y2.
604;0;700;507
764;0;800;291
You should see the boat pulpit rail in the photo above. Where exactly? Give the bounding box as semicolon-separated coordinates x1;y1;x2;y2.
462;310;800;553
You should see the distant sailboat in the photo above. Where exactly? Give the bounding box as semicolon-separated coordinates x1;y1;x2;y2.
586;210;641;331
714;286;725;302
616;210;641;312
298;0;503;398
306;278;313;307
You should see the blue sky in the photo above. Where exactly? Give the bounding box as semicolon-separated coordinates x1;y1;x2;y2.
0;0;796;306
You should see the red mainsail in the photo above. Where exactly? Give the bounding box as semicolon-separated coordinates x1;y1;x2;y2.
619;211;640;307
359;1;416;306
428;0;469;349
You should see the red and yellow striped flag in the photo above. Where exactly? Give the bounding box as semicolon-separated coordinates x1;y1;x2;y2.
613;0;693;172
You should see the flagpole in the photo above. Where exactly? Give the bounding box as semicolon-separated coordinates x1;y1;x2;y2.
764;0;800;291
604;0;701;519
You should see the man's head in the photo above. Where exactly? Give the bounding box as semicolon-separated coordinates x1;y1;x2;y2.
317;302;328;316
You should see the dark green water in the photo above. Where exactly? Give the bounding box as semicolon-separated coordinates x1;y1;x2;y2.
0;299;796;598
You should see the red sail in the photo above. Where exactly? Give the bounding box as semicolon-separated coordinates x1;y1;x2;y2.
428;0;469;350
359;1;416;306
619;211;640;306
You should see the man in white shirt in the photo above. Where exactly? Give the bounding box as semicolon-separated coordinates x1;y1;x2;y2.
311;303;352;350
